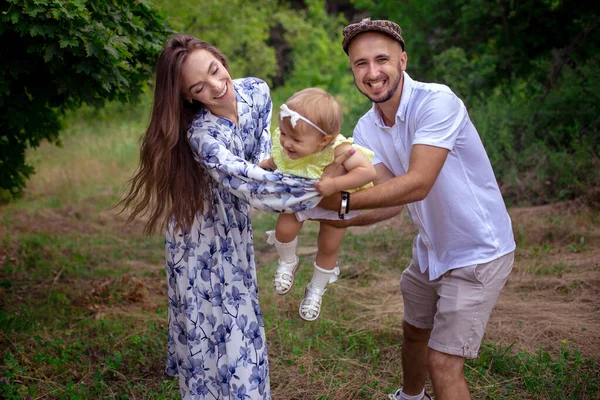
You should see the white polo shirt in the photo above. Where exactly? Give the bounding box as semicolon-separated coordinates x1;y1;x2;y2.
353;72;515;280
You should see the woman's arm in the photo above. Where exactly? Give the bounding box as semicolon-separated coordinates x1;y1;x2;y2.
186;78;325;214
315;143;377;196
188;121;322;214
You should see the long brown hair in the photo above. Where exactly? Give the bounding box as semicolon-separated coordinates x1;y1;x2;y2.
121;35;230;235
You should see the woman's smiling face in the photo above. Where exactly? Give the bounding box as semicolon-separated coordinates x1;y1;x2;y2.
180;49;235;113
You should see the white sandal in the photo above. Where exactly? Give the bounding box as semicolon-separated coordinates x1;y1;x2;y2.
388;388;433;399
298;263;340;321
299;283;326;321
272;256;299;295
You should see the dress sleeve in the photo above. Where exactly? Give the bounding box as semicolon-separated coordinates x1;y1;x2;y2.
249;80;273;164
188;120;322;214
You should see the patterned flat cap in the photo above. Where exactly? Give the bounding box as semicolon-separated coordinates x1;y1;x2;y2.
342;18;405;54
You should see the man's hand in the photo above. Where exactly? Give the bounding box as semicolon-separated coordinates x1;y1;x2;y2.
321;147;356;179
317;147;360;210
319;162;394;211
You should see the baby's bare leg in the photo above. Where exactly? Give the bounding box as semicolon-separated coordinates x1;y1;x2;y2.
275;213;303;243
315;223;346;269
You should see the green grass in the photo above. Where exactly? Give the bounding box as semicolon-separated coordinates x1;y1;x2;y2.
0;223;171;399
1;102;599;399
19;97;151;211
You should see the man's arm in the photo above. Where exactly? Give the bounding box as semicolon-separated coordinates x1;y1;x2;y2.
317;163;404;228
315;143;377;196
319;143;449;211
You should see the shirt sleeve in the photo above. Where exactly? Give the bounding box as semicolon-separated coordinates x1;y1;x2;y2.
412;91;467;151
187;119;322;214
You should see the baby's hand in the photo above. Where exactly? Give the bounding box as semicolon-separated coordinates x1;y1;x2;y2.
315;177;337;196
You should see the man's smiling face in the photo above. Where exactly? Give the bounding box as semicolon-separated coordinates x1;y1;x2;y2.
348;31;407;105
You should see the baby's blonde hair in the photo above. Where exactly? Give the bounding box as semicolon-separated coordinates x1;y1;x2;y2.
280;88;342;139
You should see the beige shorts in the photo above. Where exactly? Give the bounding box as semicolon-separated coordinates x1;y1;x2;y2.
400;249;514;358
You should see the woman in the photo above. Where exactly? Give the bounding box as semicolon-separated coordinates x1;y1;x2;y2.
121;35;321;399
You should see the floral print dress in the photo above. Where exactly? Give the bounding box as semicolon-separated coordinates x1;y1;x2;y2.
165;78;320;399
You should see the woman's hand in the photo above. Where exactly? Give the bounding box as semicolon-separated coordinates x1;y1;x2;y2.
258;157;277;171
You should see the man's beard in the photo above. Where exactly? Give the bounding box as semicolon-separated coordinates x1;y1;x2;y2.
354;66;403;104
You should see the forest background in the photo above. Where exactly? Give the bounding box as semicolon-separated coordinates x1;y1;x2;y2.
1;0;599;399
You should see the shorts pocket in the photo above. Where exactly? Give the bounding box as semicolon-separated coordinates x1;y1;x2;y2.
473;253;514;285
449;264;479;284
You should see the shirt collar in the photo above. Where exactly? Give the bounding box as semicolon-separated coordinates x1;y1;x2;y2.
397;72;414;122
233;79;253;107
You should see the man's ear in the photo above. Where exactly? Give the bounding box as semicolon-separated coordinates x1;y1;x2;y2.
400;51;408;72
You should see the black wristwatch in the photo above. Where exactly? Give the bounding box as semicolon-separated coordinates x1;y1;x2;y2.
338;191;351;219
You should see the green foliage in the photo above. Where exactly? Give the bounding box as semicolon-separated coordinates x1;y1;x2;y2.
0;0;168;198
157;0;370;135
272;0;348;89
471;52;600;204
155;0;279;86
271;0;370;135
354;0;599;91
431;47;497;102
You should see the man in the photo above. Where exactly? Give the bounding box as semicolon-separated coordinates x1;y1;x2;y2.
320;18;516;400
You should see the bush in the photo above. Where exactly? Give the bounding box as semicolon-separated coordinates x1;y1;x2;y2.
0;0;168;197
472;54;600;205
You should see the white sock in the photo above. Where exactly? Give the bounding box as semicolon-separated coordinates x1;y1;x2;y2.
398;389;425;400
274;236;298;263
309;262;336;292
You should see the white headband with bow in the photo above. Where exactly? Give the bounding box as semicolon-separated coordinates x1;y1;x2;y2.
280;104;328;136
